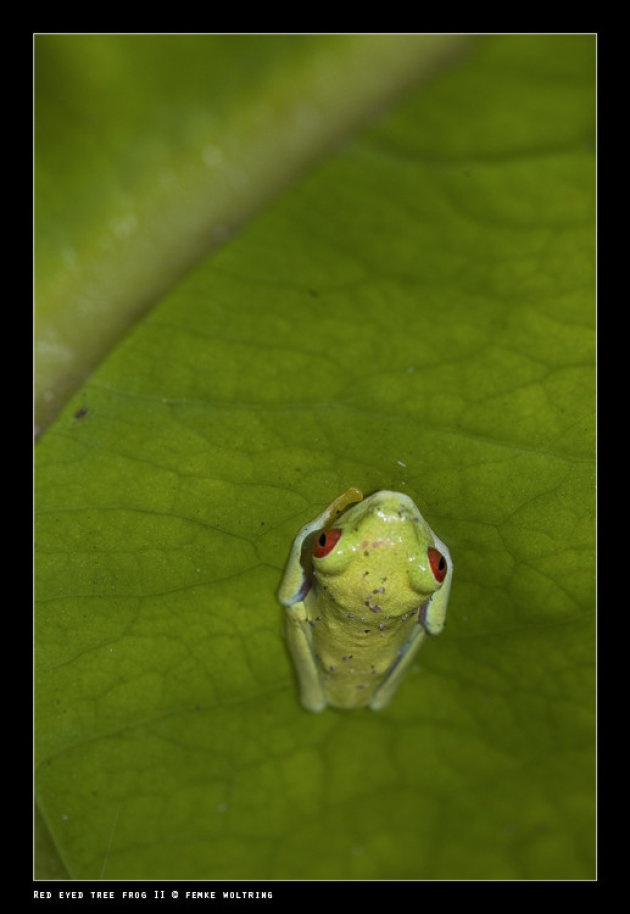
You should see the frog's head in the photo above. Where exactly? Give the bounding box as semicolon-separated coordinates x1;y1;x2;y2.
311;491;452;631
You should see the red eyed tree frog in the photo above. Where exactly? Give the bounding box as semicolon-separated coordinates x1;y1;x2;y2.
278;488;452;712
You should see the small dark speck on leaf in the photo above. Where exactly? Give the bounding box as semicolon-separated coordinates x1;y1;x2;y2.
74;406;88;419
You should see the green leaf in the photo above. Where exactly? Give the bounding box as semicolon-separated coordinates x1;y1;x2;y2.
36;35;595;880
35;33;468;432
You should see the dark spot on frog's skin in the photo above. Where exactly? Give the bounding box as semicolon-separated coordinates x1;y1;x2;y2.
363;551;370;557
363;571;370;577
347;613;355;619
343;656;352;662
329;665;336;671
367;603;382;613
74;406;88;419
372;587;385;594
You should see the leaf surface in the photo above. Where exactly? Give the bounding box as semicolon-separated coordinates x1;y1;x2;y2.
35;35;595;880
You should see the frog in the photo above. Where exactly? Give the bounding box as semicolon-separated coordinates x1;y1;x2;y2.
278;488;452;712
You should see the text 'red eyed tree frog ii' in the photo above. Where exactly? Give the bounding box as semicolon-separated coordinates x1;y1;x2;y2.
278;488;453;712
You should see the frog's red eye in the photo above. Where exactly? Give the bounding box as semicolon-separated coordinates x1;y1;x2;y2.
314;528;342;558
428;547;447;582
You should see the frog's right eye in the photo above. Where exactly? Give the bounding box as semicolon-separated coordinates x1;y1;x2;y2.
428;546;447;583
314;528;342;558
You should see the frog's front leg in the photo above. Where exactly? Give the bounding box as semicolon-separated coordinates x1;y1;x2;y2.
369;625;427;711
285;601;327;713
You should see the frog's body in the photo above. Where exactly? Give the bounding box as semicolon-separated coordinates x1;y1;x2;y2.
278;489;452;712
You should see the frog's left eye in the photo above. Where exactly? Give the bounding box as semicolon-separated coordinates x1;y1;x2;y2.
428;546;447;583
314;528;342;558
